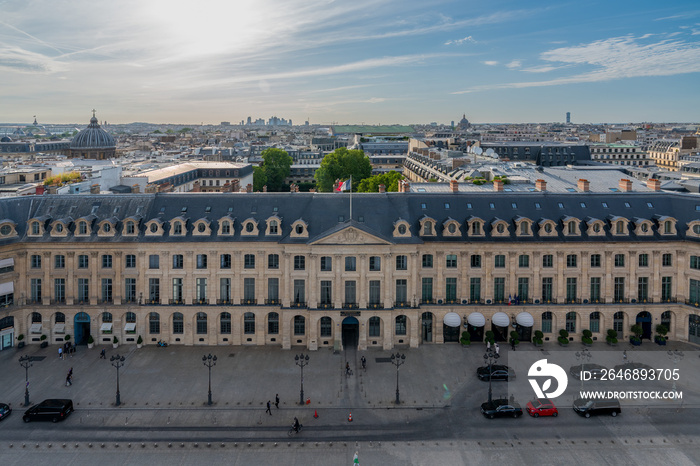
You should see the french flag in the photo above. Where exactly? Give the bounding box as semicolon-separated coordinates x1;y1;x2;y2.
336;179;351;192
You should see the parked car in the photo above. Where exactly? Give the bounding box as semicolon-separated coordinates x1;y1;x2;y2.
0;403;11;421
481;399;523;419
477;365;514;381
526;398;558;417
573;398;621;418
22;399;73;423
570;363;607;380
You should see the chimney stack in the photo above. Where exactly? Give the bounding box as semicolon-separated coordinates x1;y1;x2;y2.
578;179;589;192
450;180;459;193
131;184;140;194
246;183;253;193
378;184;386;193
493;179;504;192
619;178;633;192
647;178;661;192
90;184;100;194
263;185;267;193
535;179;547;192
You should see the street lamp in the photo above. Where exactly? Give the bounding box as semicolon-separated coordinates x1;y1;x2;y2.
390;352;406;405
575;348;592;392
203;353;217;406
110;354;126;406
18;355;32;407
295;353;309;405
483;349;500;404
667;350;684;393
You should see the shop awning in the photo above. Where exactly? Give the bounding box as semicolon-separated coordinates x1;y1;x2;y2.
516;312;534;327
467;312;486;327
54;323;65;334
443;312;461;328
0;258;14;268
124;322;136;332
0;281;14;295
30;323;42;334
492;312;510;327
100;323;113;332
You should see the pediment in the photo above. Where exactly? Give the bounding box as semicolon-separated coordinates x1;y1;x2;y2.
311;226;392;246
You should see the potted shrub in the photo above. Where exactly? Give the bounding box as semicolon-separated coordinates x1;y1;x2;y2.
459;331;471;346
137;335;143;348
484;330;495;346
630;324;643;346
17;333;25;349
654;324;668;345
87;334;94;349
581;329;593;347
509;330;520;348
40;334;48;348
606;329;618;346
112;336;119;349
558;329;569;346
64;334;71;342
533;330;544;347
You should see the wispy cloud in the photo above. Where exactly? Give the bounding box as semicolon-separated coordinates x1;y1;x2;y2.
482;60;499;66
654;11;700;21
505;60;522;69
445;36;475;45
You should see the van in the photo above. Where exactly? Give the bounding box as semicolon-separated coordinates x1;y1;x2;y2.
22;399;73;423
573;398;621;418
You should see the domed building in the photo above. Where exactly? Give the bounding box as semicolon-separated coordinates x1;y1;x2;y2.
456;114;471;130
70;111;116;159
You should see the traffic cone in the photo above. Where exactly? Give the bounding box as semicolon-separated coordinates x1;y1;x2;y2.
314;410;318;419
348;412;352;422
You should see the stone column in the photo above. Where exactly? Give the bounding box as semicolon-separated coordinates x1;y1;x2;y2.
66;252;75;305
42;252;51;305
89;251;99;305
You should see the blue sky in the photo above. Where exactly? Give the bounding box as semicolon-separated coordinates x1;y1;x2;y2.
1;0;699;125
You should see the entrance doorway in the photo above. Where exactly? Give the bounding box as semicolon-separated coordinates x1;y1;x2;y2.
690;315;700;345
635;311;652;340
491;323;508;342
74;312;91;345
443;324;459;342
342;316;359;348
421;312;433;342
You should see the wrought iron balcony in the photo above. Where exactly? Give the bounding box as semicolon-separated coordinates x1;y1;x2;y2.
192;299;209;305
240;298;257;305
265;299;280;305
290;301;307;309
342;303;359;309
216;299;232;305
169;299;185;305
317;303;334;309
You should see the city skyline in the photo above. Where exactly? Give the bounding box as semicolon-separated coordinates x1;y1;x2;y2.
1;0;699;125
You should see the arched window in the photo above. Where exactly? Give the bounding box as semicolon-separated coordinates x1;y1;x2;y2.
173;312;184;334
613;312;624;333
102;312;113;323
368;316;381;337
320;316;332;337
661;311;672;330
395;315;407;336
220;312;231;334
0;316;13;329
126;312;136;323
423;221;432;235
616;222;624;234
294;315;306;335
174;223;182;235
267;312;279;334
244;312;255;334
196;312;207;334
55;312;65;323
589;312;600;333
541;312;552;333
566;312;576;333
149;312;160;334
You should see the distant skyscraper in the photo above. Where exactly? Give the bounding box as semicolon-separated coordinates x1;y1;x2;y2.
566;112;571;124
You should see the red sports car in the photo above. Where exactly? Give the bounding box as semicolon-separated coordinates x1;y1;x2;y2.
526;398;558;417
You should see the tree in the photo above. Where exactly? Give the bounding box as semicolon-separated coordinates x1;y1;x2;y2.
356;171;405;192
253;148;292;192
314;147;372;192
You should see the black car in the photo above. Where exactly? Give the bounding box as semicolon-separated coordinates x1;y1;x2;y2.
477;365;514;381
573;398;621;418
23;399;73;423
0;403;11;421
570;363;607;380
481;399;523;419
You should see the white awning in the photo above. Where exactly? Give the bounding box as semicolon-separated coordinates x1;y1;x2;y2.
30;323;42;334
100;323;113;332
467;312;486;327
492;312;510;327
54;323;65;334
516;312;534;327
0;258;14;268
443;312;461;328
124;322;136;332
0;281;13;295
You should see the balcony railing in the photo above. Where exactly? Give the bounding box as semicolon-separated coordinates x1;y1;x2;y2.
612;298;629;304
636;298;653;304
685;299;700;307
169;299;185;305
144;299;160;305
98;299;113;305
216;299;232;305
367;302;383;309
659;297;677;303
290;302;307;309
120;298;138;305
342;303;359;309
50;299;66;305
75;299;90;305
265;299;280;305
27;298;42;305
587;298;606;304
420;299;435;305
317;303;334;309
563;298;581;304
539;298;557;305
240;298;257;305
192;299;209;305
468;299;484;305
443;299;460;305
394;301;412;308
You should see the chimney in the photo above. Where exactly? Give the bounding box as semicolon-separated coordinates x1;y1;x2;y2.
535;179;547;192
578;179;589;192
402;180;410;193
191;181;201;193
90;183;100;194
263;185;267;193
619;178;633;192
647;178;661;192
450;179;458;193
131;184;140;194
246;183;253;193
378;184;386;193
493;179;504;192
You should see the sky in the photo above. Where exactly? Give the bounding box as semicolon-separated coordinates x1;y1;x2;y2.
1;0;699;125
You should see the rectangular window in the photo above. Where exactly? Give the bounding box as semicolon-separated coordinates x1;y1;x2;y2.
395;316;407;336
614;277;625;301
691;256;700;270
517;277;529;301
638;254;649;267
422;277;433;303
125;254;136;268
244;254;255;269
30;278;42;302
293;279;305;304
220;254;231;269
369;317;380;337
518;255;529;268
345;257;356;271
445;278;457;302
662;254;672;267
445;254;457;268
494;254;505;268
661;277;672;301
293;316;305;335
124;278;136;302
294;255;306;271
590;254;601;268
493;277;505;302
542;315;552;334
172;278;183;302
566;278;577;302
590;277;601;302
196;254;208;269
173;316;184;334
320;318;332;337
566;254;577;268
149;254;159;269
78;254;88;269
471;254;481;268
320;256;332;272
172;254;183;269
78;278;89;303
369;256;381;271
395;255;407;271
54;278;65;303
320;280;332;305
614;254;625;267
396;279;408;304
422;254;433;268
145;278;158;303
268;278;279;302
690;279;700;305
101;278;113;303
590;313;600;333
369;280;381;305
31;254;41;268
470;278;481;302
344;280;356;305
638;277;649;301
541;277;553;302
220;278;231;302
244;278;255;301
196;278;207;301
542;254;553;268
54;255;65;269
102;254;112;269
268;254;279;269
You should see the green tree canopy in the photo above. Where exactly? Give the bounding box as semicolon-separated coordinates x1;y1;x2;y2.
356;171;405;192
253;148;293;192
314;147;372;192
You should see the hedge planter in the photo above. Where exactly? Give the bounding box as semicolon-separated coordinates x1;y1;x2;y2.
607;340;617;347
655;337;667;346
630;338;642;346
533;341;543;347
582;341;592;347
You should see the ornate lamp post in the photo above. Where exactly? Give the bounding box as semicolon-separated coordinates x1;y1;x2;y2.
203;353;217;406
18;355;32;407
390;352;406;404
295;353;309;405
483;349;500;404
667;350;684;393
575;348;592;391
110;354;126;406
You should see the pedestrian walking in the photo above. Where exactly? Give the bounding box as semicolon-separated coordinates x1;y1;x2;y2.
353;450;360;465
58;347;63;360
487;341;491;350
65;372;72;386
266;401;272;415
275;394;279;409
361;355;366;371
495;343;500;355
623;350;627;362
100;348;106;359
345;362;351;376
511;339;516;351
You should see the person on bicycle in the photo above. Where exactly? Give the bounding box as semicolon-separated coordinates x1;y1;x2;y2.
361;356;366;370
293;417;300;433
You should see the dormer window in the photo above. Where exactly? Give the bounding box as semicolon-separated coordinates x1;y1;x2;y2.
126;222;135;235
247;223;255;233
423;221;432;235
473;222;481;235
0;225;10;236
56;223;64;233
521;223;529;235
197;223;206;233
496;224;505;233
174;223;182;235
545;224;552;233
593;224;600;233
221;221;230;234
448;223;456;234
78;222;87;235
150;223;158;233
31;222;40;235
616;222;624;234
295;224;303;234
641;223;648;233
102;223;110;233
398;224;406;234
568;222;575;234
270;220;278;234
393;220;411;237
664;221;671;234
